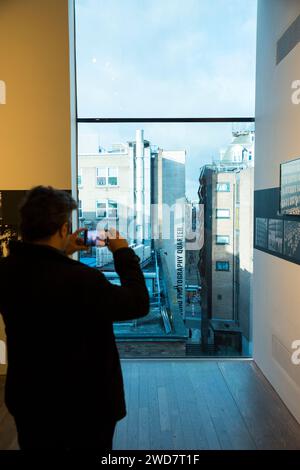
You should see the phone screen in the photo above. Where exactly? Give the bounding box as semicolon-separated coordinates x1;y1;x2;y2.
84;230;99;247
84;229;109;247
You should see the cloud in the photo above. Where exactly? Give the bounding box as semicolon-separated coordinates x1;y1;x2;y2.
76;0;257;199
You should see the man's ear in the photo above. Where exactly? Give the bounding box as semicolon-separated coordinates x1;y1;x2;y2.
59;222;68;238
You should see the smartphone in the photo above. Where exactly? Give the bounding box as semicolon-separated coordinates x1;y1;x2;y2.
83;230;98;247
83;229;108;247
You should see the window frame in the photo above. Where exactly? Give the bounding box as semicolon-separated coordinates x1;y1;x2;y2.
216;235;230;245
96;167;119;187
107;199;118;218
216;182;230;192
215;261;230;271
96;199;107;218
216;208;230;219
74;3;256;359
96;167;107;187
95;199;118;219
108;167;118;186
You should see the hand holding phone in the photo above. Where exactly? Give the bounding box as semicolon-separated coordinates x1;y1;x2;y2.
83;228;128;252
83;229;109;247
65;227;89;255
104;228;129;253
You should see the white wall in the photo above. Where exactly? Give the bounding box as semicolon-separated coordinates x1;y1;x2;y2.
0;0;75;374
254;0;300;422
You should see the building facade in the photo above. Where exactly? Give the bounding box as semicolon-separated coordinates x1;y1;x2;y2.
78;130;152;266
198;131;254;354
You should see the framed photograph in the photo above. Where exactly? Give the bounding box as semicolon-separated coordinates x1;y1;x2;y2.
280;158;300;215
268;219;283;254
0;190;27;257
284;220;300;261
255;217;268;249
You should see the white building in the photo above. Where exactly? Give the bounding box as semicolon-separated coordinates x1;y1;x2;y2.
79;130;153;266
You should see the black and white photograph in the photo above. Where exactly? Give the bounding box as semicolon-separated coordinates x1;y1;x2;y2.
280;158;300;215
255;217;268;249
0;190;26;258
268;219;284;254
284;220;300;262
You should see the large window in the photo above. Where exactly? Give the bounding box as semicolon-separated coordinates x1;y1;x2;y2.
216;235;230;245
75;0;257;118
75;0;257;358
216;209;230;219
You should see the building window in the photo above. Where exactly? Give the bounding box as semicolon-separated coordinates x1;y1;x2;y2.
108;168;118;186
108;200;118;218
96;200;118;219
216;261;230;271
96;168;107;186
216;209;230;219
78;200;83;219
216;235;230;245
96;200;107;218
96;168;118;186
216;182;230;192
78;169;83;187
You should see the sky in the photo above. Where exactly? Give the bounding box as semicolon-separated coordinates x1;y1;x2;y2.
75;0;257;200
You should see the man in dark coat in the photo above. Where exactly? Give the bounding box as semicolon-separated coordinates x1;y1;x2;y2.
0;186;149;449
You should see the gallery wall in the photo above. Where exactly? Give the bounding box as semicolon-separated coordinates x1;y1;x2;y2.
254;0;300;422
0;0;75;374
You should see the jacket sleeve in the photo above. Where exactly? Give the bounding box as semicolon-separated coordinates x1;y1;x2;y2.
91;247;150;322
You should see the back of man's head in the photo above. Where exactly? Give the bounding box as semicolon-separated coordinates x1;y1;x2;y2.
19;186;77;242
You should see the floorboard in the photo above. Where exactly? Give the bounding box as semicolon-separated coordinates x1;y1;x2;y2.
1;361;300;450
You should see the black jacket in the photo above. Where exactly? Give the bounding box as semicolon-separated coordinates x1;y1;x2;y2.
0;241;149;426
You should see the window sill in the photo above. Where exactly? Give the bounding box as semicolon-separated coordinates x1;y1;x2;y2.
95;185;120;189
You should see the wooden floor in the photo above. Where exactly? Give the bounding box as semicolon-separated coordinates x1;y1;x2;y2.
1;360;300;450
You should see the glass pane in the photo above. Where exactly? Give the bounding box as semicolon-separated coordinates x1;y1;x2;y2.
216;209;230;218
108;168;118;177
216;235;230;245
75;0;257;117
108;168;118;186
216;182;230;192
108;200;118;218
96;168;107;186
78;121;254;358
216;261;230;271
96;200;107;218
